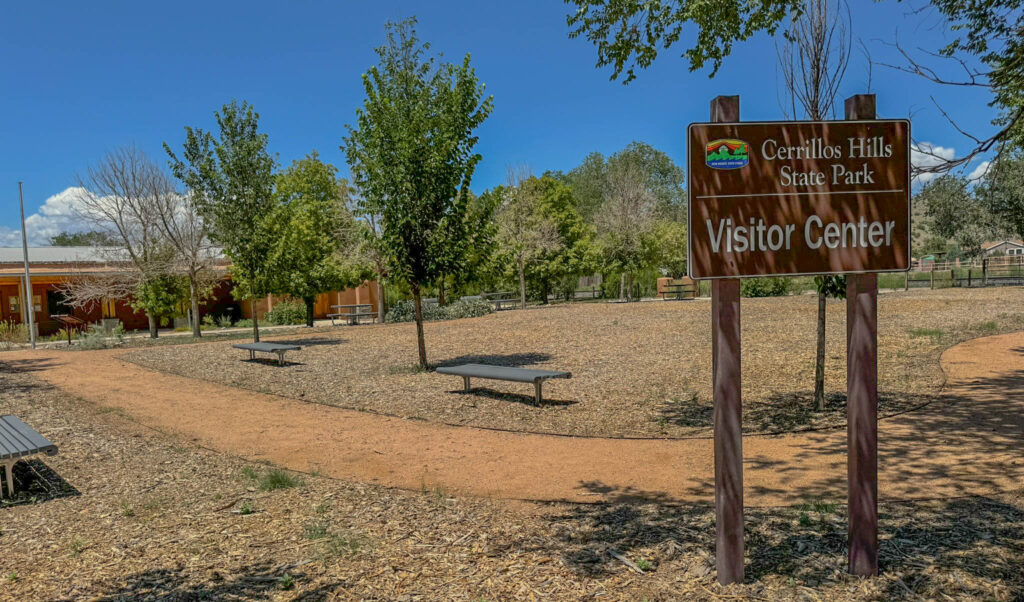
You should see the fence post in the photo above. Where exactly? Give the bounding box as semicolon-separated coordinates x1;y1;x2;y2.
930;268;934;290
968;269;972;288
983;259;988;286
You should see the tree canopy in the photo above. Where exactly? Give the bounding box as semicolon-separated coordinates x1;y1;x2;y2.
343;17;493;368
166;100;278;341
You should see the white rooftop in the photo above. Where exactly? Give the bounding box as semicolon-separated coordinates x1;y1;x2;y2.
0;246;121;264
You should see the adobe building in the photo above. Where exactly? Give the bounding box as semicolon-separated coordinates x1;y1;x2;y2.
0;247;380;336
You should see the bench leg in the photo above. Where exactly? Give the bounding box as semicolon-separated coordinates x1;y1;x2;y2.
249;350;255;361
463;376;471;393
534;381;543;406
2;461;13;497
278;351;285;367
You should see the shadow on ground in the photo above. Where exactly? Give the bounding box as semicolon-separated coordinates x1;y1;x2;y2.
657;390;932;434
453;388;577;408
0;459;79;508
93;562;339;601
519;484;1023;598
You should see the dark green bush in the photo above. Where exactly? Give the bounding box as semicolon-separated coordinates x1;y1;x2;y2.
265;300;306;325
741;277;792;298
384;298;493;323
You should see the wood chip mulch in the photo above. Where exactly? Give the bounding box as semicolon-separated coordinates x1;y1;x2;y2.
123;287;1024;439
1;363;1022;600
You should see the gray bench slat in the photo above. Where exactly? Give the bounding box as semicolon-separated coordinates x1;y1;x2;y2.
1;417;52;455
232;343;301;352
435;364;571;383
0;416;58;460
0;419;36;457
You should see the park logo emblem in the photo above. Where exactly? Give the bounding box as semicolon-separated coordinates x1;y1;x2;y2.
705;139;750;169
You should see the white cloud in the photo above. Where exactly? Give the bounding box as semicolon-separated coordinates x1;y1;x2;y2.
0;187;93;247
911;142;956;185
967;160;991;182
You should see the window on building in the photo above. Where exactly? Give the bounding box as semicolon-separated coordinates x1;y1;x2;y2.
47;290;73;316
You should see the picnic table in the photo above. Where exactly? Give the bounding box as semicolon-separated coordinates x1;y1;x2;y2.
1;415;59;497
51;314;88;344
436;363;572;405
662;282;697;300
483;292;520;311
232;342;301;366
328;304;378;326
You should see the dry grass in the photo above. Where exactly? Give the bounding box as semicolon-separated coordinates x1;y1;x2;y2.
124;287;1024;438
1;361;1021;600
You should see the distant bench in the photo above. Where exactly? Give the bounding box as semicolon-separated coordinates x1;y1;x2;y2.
1;415;59;498
436;363;572;405
232;342;301;366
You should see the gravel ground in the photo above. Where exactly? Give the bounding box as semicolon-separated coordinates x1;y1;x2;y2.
2;360;1021;601
123;287;1024;438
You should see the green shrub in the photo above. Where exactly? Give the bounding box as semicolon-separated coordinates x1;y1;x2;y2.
384;298;493;323
258;468;303;491
77;323;126;350
0;321;28;349
445;298;494;319
741;277;792;298
265;300;306;325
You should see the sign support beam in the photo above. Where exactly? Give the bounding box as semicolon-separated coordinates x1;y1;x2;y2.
845;94;879;577
710;95;744;586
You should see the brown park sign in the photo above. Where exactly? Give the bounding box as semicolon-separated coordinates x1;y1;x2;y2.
687;120;911;279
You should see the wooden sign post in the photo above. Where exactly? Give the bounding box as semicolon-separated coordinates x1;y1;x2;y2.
689;94;907;584
710;95;744;586
845;94;879;577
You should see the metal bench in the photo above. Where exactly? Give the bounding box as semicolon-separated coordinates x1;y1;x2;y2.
436;363;572;405
1;415;59;497
232;342;301;366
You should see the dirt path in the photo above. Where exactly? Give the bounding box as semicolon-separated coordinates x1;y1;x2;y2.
4;332;1022;506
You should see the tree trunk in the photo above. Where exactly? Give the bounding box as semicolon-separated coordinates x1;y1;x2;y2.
147;313;159;339
411;282;428;370
620;272;626;301
518;258;527;309
376;278;386;318
251;298;260;343
438;275;447;306
304;296;315;328
814;289;827;411
189;277;202;338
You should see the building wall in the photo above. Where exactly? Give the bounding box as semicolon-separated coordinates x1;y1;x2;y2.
247;281;381;320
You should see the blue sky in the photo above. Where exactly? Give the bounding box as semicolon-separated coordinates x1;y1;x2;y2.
0;0;998;244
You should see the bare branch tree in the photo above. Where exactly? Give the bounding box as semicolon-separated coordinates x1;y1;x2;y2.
595;160;658;301
776;0;852;412
776;0;851;120
152;189;220;337
495;165;562;308
58;145;179;338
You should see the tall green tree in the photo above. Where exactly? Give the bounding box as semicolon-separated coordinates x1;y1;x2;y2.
449;189;503;297
920;174;1003;257
165;100;278;342
269;153;369;327
976;152;1024;241
50;231;116;246
523;175;594;302
343;18;493;369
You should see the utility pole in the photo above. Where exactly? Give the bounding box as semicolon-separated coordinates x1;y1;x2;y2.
18;182;37;349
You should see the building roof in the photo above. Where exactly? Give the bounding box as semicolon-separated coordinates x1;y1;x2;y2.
0;246;123;265
981;240;1024;251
